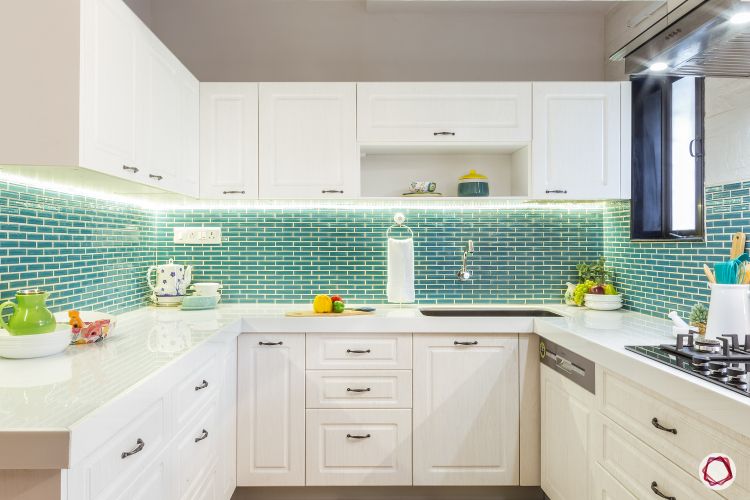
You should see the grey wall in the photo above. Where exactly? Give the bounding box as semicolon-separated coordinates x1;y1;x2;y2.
126;0;607;82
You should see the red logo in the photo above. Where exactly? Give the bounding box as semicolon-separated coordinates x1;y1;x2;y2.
699;454;736;491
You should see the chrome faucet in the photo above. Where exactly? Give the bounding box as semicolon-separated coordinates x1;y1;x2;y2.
457;240;475;281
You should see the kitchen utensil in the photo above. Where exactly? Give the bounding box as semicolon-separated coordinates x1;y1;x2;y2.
457;169;489;197
181;295;221;310
703;264;717;284
731;232;746;259
284;310;375;317
409;181;437;193
0;289;57;336
146;258;193;297
191;282;222;296
705;283;750;339
0;325;71;359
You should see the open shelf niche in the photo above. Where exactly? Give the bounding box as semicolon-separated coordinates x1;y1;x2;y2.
359;143;530;199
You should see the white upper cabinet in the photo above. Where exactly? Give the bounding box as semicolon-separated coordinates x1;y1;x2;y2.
412;334;519;486
79;0;140;181
532;82;626;200
199;83;259;199
357;82;532;143
259;83;359;199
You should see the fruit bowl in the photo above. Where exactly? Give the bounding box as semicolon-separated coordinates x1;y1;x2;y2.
54;311;117;344
585;294;623;310
584;293;622;302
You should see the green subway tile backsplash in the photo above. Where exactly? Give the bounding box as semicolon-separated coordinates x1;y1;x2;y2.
0;181;155;314
155;207;603;303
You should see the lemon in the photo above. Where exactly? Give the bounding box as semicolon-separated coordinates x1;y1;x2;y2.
313;295;333;313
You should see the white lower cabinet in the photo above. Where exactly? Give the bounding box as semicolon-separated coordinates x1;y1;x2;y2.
305;409;412;486
540;363;594;500
112;447;173;500
176;400;218;499
237;334;306;486
589;463;637;500
412;334;520;486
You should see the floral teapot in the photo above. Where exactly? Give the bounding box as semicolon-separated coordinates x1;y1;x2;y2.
147;259;193;297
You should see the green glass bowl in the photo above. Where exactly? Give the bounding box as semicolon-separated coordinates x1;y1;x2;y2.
457;181;490;197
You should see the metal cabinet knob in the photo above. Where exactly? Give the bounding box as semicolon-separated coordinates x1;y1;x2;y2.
346;349;371;354
346;387;371;393
651;417;677;434
650;481;676;500
194;380;209;391
346;433;371;439
433;131;456;136
223;190;246;195
454;341;479;346
121;438;145;459
149;174;163;181
259;341;283;346
194;429;209;443
545;189;568;194
122;165;139;174
321;189;344;194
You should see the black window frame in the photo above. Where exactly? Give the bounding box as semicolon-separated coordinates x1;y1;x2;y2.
630;75;705;242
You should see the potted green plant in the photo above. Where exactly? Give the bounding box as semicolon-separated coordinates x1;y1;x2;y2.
689;303;708;337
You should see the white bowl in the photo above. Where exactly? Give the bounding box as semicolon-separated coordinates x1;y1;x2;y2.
585;301;623;311
0;326;72;359
584;293;622;302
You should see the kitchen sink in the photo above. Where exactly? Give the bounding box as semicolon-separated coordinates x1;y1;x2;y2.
419;308;562;318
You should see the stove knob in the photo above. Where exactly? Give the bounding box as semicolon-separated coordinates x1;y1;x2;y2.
727;367;746;377
708;361;728;370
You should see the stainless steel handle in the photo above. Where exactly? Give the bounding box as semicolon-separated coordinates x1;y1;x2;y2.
433;131;456;136
149;174;163;181
545;189;568;194
346;433;371;439
650;481;676;500
259;341;283;346
194;380;208;391
121;438;145;459
346;349;371;354
321;190;344;194
454;341;478;346
194;429;209;443
223;190;246;195
122;165;139;174
651;418;677;435
347;387;371;393
689;139;703;158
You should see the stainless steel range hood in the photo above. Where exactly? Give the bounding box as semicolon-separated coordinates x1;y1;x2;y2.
611;0;750;78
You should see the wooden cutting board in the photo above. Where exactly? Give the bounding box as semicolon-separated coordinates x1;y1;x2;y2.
285;310;375;317
731;232;747;259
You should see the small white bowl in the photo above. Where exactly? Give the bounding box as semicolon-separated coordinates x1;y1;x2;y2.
584;293;622;302
585;301;623;311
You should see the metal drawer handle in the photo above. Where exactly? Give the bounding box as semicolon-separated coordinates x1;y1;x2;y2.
650;481;676;500
651;418;677;435
346;387;371;393
545;189;568;194
122;165;139;174
223;190;246;195
346;349;371;354
454;341;478;346
149;174;163;181
433;131;456;136
259;341;283;346
121;439;145;459
321;189;344;194
194;429;209;443
195;380;208;391
346;433;371;439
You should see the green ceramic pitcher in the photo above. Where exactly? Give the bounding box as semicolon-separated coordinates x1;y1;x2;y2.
0;289;57;335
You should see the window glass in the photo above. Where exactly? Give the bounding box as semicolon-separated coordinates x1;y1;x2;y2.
670;77;697;232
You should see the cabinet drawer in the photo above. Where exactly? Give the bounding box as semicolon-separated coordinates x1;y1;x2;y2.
594;413;722;500
306;370;412;409
306;333;412;370
175;352;220;428
306;409;412;486
599;369;750;498
176;398;219;499
357;82;532;143
81;398;168;500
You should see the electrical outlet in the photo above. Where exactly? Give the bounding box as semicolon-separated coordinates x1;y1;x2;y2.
174;227;222;245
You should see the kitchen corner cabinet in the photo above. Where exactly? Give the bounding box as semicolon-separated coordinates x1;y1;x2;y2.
532;82;630;200
200;83;259;199
0;0;199;197
357;82;532;143
237;334;306;486
259;83;359;199
539;363;594;500
412;334;520;486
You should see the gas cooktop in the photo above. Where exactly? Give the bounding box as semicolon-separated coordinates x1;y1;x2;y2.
626;333;750;397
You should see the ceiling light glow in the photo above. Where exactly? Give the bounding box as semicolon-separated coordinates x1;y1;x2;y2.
730;12;750;24
649;62;669;72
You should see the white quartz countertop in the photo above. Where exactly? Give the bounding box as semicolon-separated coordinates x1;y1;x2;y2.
1;302;749;441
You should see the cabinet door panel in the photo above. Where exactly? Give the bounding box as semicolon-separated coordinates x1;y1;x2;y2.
259;83;358;198
200;83;259;199
79;0;138;178
413;334;519;485
357;82;532;143
237;334;305;486
532;82;622;199
540;364;595;500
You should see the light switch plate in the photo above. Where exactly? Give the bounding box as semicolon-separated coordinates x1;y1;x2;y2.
173;227;222;245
